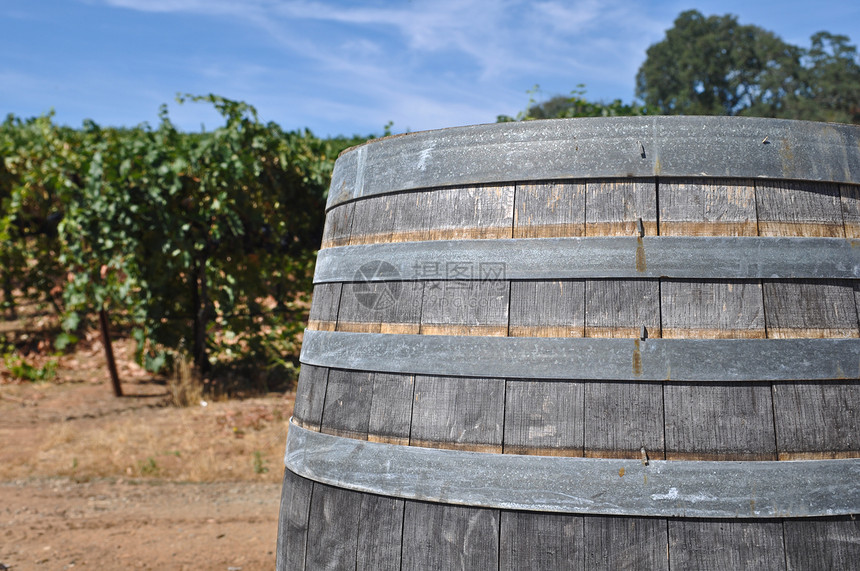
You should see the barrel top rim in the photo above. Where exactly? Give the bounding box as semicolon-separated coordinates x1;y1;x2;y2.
338;115;860;155
327;115;860;210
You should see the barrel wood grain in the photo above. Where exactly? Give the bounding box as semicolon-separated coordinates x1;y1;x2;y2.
390;190;434;243
583;279;664;460
499;511;583;570
320;369;374;440
276;470;313;571
663;381;777;461
410;376;505;453
773;381;860;459
755;180;844;237
427;185;515;241
320;201;355;249
514;181;585;238
306;283;341;331
356;494;405;571
293;364;328;431
336;281;423;334
840;184;860;238
420;280;510;337
503;380;584;456
508;280;585;338
305;482;363;570
668;520;786;570
402;502;500;571
348;192;398;245
583;517;669;570
762;281;859;339
660;280;765;340
659;178;757;236
783;518;860;569
367;373;414;446
586;179;657;237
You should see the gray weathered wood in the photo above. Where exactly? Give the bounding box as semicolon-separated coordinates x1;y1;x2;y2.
508;280;585;337
664;382;777;460
503;380;584;456
402;501;500;571
293;364;328;431
276;470;314;571
755;180;844;237
321;201;355;248
391;190;433;242
763;281;859;339
356;493;405;571
427;185;515;241
336;281;423;334
586;179;657;236
583;516;669;569
660;280;765;339
582;378;665;459
761;280;860;458
784;518;860;570
660;181;775;462
320;369;374;440
840;184;860;238
305;482;362;570
420;280;510;337
307;282;342;331
410;376;505;453
348;194;398;245
368;373;415;445
773;381;860;459
500;511;582;570
583;279;663;458
668;520;786;570
514;181;585;238
659;178;757;236
584;280;660;339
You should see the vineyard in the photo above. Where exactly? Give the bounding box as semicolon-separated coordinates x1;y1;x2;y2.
1;95;366;392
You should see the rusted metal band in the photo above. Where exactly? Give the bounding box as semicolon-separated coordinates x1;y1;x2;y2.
300;330;860;382
328;116;860;210
313;236;860;283
284;421;860;518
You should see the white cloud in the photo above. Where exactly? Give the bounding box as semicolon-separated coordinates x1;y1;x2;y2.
75;0;673;132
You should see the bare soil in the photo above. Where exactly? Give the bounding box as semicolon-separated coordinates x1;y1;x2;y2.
1;333;295;570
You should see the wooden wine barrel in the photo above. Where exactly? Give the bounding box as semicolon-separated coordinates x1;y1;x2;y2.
278;116;860;570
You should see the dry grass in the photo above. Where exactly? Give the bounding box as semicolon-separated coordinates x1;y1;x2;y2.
0;391;294;483
167;356;204;407
2;295;297;485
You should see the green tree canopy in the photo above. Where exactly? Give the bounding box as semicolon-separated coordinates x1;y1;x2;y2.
497;85;647;122
636;10;860;123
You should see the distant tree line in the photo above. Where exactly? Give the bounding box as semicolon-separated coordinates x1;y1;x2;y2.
503;9;860;124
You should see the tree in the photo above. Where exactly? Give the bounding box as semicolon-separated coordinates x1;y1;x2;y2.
635;10;802;116
636;10;860;123
498;85;647;122
795;32;860;123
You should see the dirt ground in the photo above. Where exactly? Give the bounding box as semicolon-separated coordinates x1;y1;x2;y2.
0;478;280;570
0;334;295;570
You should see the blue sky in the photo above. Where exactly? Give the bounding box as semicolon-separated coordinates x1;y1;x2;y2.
2;1;859;137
